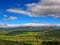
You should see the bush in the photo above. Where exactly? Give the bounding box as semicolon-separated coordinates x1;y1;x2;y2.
42;41;60;45
20;41;32;45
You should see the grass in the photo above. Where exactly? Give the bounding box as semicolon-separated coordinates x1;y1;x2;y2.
15;32;39;37
0;29;60;45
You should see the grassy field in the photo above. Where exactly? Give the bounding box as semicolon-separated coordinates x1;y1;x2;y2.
0;29;60;45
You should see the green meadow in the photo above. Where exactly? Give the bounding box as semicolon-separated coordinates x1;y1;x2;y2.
0;28;60;45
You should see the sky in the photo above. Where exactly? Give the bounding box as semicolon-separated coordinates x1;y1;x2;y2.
0;0;60;25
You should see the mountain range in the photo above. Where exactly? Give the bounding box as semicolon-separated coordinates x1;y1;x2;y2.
0;23;60;28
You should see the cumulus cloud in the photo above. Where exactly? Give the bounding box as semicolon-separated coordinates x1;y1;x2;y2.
8;16;17;20
7;9;31;16
7;0;60;18
3;15;17;20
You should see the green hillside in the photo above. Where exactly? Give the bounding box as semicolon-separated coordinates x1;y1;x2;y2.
5;29;60;39
0;28;60;45
43;29;60;38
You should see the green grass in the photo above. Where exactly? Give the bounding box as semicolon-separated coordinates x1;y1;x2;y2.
0;29;60;45
15;32;39;37
0;30;8;35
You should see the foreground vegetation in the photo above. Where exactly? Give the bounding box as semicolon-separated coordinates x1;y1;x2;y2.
0;39;60;45
0;28;60;45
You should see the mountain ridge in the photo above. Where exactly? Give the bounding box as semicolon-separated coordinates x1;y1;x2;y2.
0;23;60;28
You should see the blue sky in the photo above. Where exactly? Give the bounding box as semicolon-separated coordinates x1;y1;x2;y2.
0;0;60;25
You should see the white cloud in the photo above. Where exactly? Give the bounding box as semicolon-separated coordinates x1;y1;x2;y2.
41;0;60;5
7;9;31;15
3;15;7;18
7;0;60;18
3;15;17;20
0;23;7;28
7;23;60;27
8;16;17;20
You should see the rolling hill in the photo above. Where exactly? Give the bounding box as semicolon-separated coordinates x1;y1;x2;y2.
0;26;60;45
